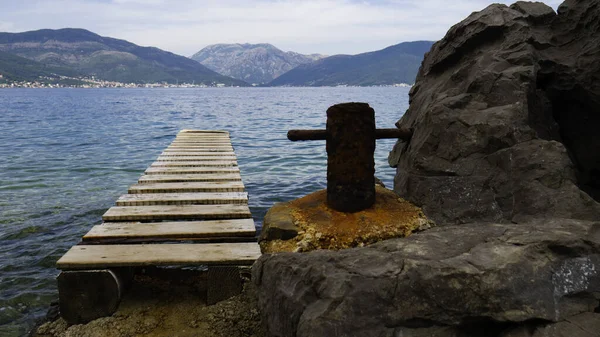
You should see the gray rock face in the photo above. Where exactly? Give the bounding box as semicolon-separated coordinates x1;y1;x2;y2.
190;43;325;84
389;0;600;225
254;219;600;337
254;1;600;336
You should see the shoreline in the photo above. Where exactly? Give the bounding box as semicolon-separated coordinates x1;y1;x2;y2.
31;267;264;337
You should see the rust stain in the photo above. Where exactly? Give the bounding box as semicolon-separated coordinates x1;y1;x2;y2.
261;186;433;253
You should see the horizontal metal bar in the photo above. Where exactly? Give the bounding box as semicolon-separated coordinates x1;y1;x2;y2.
287;128;412;141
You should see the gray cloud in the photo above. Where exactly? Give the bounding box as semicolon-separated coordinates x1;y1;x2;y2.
0;0;564;56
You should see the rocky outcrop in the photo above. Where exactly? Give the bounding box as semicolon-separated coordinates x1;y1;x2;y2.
389;0;600;225
254;218;600;337
254;1;600;336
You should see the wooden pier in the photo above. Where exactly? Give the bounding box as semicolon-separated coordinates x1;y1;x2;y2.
55;130;261;324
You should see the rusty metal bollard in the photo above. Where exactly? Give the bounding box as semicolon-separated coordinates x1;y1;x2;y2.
287;102;412;213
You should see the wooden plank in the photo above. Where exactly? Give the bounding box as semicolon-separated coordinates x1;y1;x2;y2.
180;129;229;134
160;151;236;156
56;242;262;269
178;135;229;138
138;173;242;183
173;138;230;140
174;137;230;141
173;140;232;144
177;133;229;136
166;145;234;149
174;136;230;140
170;141;233;148
176;133;229;137
83;219;256;241
116;192;248;206
170;144;233;148
145;167;240;175
150;161;238;167
167;144;234;148
156;156;237;161
164;147;234;152
102;204;252;221
128;181;245;193
163;148;234;152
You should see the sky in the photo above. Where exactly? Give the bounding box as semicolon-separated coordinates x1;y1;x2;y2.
0;0;564;57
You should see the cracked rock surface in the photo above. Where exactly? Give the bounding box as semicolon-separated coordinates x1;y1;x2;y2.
255;1;600;336
254;219;600;337
389;0;600;225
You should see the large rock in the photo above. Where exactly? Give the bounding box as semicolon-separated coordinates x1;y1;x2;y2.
254;1;600;336
389;0;600;225
254;218;600;337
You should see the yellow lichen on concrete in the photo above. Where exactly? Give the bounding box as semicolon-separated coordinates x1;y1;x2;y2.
260;186;432;253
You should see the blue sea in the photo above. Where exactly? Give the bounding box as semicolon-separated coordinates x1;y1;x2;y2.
0;87;409;335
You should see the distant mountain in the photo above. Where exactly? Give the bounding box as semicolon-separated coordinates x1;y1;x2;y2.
191;43;325;84
0;50;82;83
0;29;247;85
268;41;435;87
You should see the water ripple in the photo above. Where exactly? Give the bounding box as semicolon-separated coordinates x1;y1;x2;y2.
0;86;408;334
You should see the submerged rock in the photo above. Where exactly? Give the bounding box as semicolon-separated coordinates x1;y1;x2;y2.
390;0;600;225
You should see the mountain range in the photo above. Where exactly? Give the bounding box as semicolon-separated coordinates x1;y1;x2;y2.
268;41;434;86
0;50;81;83
191;43;325;84
0;28;434;87
0;28;246;86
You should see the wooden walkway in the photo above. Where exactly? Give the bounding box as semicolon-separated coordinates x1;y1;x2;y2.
55;130;261;324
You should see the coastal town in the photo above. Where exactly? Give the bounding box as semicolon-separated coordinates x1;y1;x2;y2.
0;74;230;88
0;77;412;89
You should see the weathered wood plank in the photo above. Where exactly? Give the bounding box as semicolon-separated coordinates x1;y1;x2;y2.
159;151;236;156
164;148;234;152
171;140;232;146
150;161;238;167
145;167;240;175
169;142;233;147
156;156;237;161
116;192;248;206
171;143;233;147
177;133;229;136
102;204;252;221
180;129;228;133
175;136;230;139
83;219;256;241
169;143;233;147
174;136;230;139
163;148;234;153
175;133;230;139
56;242;261;269
138;173;242;183
173;137;230;140
128;181;245;193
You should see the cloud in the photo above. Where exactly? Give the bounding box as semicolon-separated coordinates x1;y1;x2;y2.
0;0;566;56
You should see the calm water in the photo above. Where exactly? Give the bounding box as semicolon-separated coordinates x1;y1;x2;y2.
0;87;409;335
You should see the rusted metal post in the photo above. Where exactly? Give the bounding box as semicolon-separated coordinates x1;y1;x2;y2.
326;103;376;212
287;102;413;213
